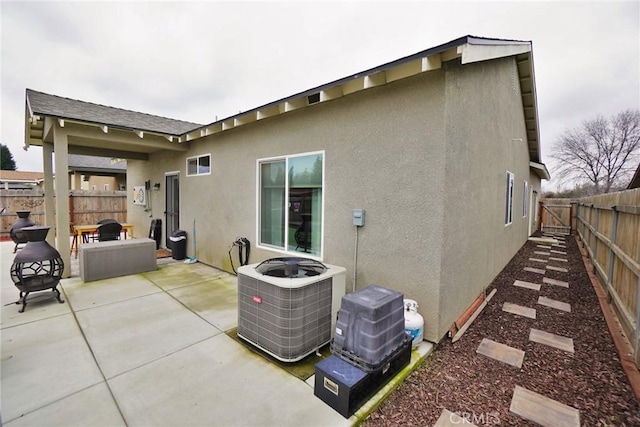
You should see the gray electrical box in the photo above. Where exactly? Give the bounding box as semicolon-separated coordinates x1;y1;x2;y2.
353;209;365;227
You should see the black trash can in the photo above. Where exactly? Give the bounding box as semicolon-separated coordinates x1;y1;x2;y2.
170;230;187;260
149;219;162;250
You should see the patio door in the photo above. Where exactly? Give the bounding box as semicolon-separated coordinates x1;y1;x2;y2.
165;173;180;248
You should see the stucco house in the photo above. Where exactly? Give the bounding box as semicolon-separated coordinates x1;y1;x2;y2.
23;35;549;342
68;154;127;191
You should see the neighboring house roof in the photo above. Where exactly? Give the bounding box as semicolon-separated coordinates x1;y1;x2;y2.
68;154;126;175
628;162;640;189
0;170;45;183
26;89;202;136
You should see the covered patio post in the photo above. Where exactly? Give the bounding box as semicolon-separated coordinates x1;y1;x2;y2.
52;123;71;278
42;141;55;247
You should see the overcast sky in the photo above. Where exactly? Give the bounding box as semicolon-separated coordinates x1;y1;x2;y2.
2;1;638;190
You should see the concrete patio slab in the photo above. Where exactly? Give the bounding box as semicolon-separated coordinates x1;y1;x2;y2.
513;280;542;291
108;333;349;427
62;274;162;311
167;275;238;331
476;338;525;368
503;302;536;319
529;328;574;353
523;267;546;275
543;277;569;288
1;313;104;423
538;296;571;312
142;262;223;290
510;385;580;427
74;292;220;378
3;382;125;427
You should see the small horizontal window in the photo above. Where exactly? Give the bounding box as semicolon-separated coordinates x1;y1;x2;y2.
186;154;211;176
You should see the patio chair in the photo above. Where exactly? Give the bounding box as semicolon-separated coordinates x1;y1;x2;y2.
97;222;122;242
89;218;119;241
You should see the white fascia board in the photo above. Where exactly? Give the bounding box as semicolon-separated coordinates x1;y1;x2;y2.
460;43;531;64
530;161;551;180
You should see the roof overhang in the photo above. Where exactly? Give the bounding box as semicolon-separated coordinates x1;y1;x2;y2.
530;161;551;180
23;36;543;164
180;36;543;163
24;102;191;160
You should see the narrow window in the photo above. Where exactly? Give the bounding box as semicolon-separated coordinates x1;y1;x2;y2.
505;171;514;225
258;151;324;257
523;181;529;218
186;154;211;176
104;184;110;191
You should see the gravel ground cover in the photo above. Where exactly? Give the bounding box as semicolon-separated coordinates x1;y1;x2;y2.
364;235;640;426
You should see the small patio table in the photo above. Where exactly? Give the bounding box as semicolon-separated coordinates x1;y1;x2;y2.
71;223;134;258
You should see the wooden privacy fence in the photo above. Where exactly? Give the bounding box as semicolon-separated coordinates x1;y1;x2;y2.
575;188;640;366
0;190;127;237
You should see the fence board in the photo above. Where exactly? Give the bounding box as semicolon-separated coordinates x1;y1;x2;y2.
573;188;640;367
1;190;126;237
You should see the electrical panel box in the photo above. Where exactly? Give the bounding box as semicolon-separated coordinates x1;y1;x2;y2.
352;209;365;227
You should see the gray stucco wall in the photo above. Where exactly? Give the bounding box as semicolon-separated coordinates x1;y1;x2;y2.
438;57;540;338
127;56;541;343
129;70;448;341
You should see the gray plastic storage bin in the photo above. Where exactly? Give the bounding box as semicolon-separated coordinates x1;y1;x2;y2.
331;284;405;371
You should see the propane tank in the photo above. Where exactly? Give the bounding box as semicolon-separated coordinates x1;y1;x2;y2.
404;299;424;347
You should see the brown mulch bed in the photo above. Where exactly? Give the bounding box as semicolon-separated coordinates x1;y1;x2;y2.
364;235;640;426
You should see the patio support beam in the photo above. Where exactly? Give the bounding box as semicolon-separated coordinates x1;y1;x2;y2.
42;142;55;247
53;124;71;278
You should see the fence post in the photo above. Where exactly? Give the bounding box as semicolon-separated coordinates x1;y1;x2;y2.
636;273;640;366
607;206;618;297
591;205;600;273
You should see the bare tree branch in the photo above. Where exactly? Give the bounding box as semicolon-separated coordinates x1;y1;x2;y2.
551;109;640;193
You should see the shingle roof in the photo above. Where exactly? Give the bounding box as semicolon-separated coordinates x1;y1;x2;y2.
26;89;202;136
0;170;45;181
68;155;126;172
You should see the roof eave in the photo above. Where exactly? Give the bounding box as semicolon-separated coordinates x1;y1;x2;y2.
530;161;551;180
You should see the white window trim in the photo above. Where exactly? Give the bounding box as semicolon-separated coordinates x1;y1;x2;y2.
505;171;514;226
186;153;212;176
523;181;529;218
255;150;325;260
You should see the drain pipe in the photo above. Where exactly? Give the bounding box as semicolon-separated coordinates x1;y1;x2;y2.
353;225;358;292
351;209;365;292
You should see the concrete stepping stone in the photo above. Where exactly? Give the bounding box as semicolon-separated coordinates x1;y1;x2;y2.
510;385;580;427
543;277;569;288
434;409;478;427
534;251;551;256
524;267;546;275
513;280;541;291
503;302;536;319
538;296;571;312
529;328;574;353
476;338;525;368
546;265;568;273
550;249;567;255
549;257;568;262
529;258;548;263
537;245;552;249
552;244;566;249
